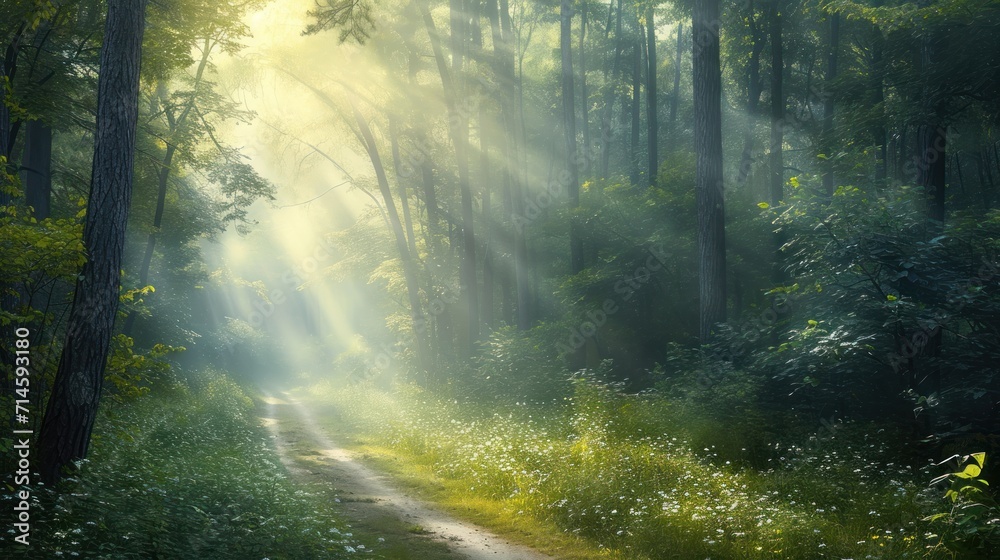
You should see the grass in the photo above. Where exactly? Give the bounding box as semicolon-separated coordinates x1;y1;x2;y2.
295;378;950;560
1;372;362;558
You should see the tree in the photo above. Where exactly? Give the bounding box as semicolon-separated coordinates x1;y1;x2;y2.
645;1;658;185
767;0;783;209
821;12;839;197
693;0;726;342
38;0;149;484
123;1;275;336
562;0;584;273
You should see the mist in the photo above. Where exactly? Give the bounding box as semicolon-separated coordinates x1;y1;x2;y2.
3;0;1000;558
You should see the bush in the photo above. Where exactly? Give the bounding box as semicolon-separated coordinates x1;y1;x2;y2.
1;372;359;558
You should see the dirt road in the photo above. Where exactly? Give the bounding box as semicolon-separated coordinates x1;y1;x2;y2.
259;390;553;560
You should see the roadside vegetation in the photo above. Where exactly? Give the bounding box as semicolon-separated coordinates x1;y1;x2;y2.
302;377;978;560
2;371;362;559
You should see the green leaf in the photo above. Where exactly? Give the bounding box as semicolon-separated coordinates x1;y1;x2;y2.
970;452;986;469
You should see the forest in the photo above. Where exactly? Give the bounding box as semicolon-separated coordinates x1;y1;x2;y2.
2;0;1000;558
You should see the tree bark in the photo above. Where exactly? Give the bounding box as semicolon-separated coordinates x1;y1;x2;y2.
668;23;682;143
630;32;642;186
821;13;839;197
599;0;624;178
38;0;149;484
389;116;419;257
736;2;765;188
562;0;584;274
693;0;726;342
422;0;478;349
351;100;430;373
580;5;590;174
768;0;784;208
22;120;52;219
123;41;213;336
645;4;658;185
487;0;531;329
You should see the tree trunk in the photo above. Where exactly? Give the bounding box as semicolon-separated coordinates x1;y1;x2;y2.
562;0;585;274
580;6;590;174
22;120;52;219
736;3;764;188
487;0;531;329
422;0;478;349
630;33;642;186
822;13;839;197
351;100;429;373
693;0;726;342
389;116;419;257
668;23;682;142
38;0;149;484
123;42;213;336
645;5;658;185
599;0;624;178
480;113;495;329
918;125;947;224
768;0;784;208
871;29;887;186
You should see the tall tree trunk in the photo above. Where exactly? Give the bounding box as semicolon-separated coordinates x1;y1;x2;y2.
480;107;495;329
389;116;419;257
668;23;682;142
488;0;531;329
599;0;624;178
768;0;787;285
580;5;590;174
38;0;149;484
768;0;784;208
736;3;765;188
0;22;26;175
562;0;584;274
22;120;52;219
693;0;726;342
645;5;658;185
630;33;642;186
423;0;478;349
123;42;213;336
821;13;839;197
351;100;430;374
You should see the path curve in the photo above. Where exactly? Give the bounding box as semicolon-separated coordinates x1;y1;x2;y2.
260;390;553;560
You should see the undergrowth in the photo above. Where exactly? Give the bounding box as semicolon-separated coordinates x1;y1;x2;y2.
304;378;949;560
1;372;360;558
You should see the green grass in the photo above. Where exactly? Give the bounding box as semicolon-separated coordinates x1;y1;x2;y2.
297;379;949;560
1;373;361;558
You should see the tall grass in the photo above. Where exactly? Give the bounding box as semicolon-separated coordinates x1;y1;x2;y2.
307;378;945;559
1;372;361;558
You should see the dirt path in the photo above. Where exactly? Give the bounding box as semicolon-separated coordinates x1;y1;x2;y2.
259;390;552;560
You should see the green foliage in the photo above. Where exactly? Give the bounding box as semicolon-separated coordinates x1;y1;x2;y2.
104;333;185;403
3;372;360;558
312;381;940;559
924;452;1000;558
0;211;84;323
468;323;570;402
303;0;375;44
712;177;1000;442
